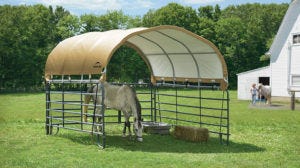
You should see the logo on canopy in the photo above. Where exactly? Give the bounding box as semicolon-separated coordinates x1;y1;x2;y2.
93;62;101;68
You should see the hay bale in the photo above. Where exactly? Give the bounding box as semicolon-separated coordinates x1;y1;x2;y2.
173;125;209;142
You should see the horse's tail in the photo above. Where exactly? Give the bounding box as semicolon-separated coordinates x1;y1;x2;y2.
83;86;94;122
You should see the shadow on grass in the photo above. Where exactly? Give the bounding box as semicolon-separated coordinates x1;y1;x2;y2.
248;103;300;110
58;132;265;154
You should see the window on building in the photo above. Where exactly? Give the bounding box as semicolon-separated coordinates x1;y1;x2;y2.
292;76;300;86
293;34;300;44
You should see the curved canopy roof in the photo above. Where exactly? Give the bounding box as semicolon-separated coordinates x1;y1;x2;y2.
45;25;228;89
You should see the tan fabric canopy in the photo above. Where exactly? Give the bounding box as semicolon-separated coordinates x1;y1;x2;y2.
45;25;228;89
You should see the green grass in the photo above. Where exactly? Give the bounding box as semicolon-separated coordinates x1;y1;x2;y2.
0;91;299;168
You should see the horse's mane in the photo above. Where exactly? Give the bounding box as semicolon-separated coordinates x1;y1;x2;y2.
126;85;142;122
134;92;142;122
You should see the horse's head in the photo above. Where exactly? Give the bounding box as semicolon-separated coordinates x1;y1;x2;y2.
258;83;263;90
134;118;143;142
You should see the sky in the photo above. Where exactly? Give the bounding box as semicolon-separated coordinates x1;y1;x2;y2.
0;0;291;16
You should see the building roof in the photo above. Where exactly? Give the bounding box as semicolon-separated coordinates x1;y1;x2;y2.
45;25;228;89
269;0;300;62
236;66;270;76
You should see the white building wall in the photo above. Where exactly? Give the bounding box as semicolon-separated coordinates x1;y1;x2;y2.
270;6;300;98
270;44;289;97
289;15;300;96
237;67;270;100
290;42;300;98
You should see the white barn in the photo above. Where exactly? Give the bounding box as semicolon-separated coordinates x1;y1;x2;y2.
237;0;300;100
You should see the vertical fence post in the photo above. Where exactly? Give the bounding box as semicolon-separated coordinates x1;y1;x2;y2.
175;84;178;125
101;82;106;148
154;86;158;122
118;111;122;123
198;81;202;127
226;90;230;145
45;80;51;135
91;83;99;134
150;83;154;122
61;76;65;127
291;91;295;111
219;91;225;144
80;75;83;130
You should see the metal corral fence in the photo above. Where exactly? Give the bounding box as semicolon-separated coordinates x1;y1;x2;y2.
45;75;153;148
153;82;230;145
45;77;230;148
45;75;106;148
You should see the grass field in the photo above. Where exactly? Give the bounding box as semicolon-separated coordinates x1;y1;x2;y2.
0;91;299;168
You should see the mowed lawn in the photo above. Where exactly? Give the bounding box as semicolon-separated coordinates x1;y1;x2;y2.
0;91;299;168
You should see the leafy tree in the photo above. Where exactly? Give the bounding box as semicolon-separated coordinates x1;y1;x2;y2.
197;18;216;42
198;5;214;19
55;12;80;40
197;5;222;43
80;14;101;32
0;5;55;90
107;46;150;83
142;3;199;32
215;17;247;88
213;4;221;21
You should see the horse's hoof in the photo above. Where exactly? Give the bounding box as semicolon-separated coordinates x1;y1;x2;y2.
137;137;143;142
122;134;126;138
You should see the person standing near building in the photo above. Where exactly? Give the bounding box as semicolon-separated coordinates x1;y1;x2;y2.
250;83;257;105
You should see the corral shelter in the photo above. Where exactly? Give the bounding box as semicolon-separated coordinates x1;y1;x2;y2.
44;25;230;147
237;0;300;100
45;25;228;89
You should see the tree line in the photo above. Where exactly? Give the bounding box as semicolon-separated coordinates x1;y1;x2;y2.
0;3;288;91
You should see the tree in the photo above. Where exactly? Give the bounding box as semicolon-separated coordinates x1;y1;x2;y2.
53;7;79;42
197;5;222;43
142;3;199;32
80;14;101;32
213;4;221;21
56;15;80;39
215;17;247;88
80;11;141;33
198;5;214;19
107;46;150;83
0;5;56;90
